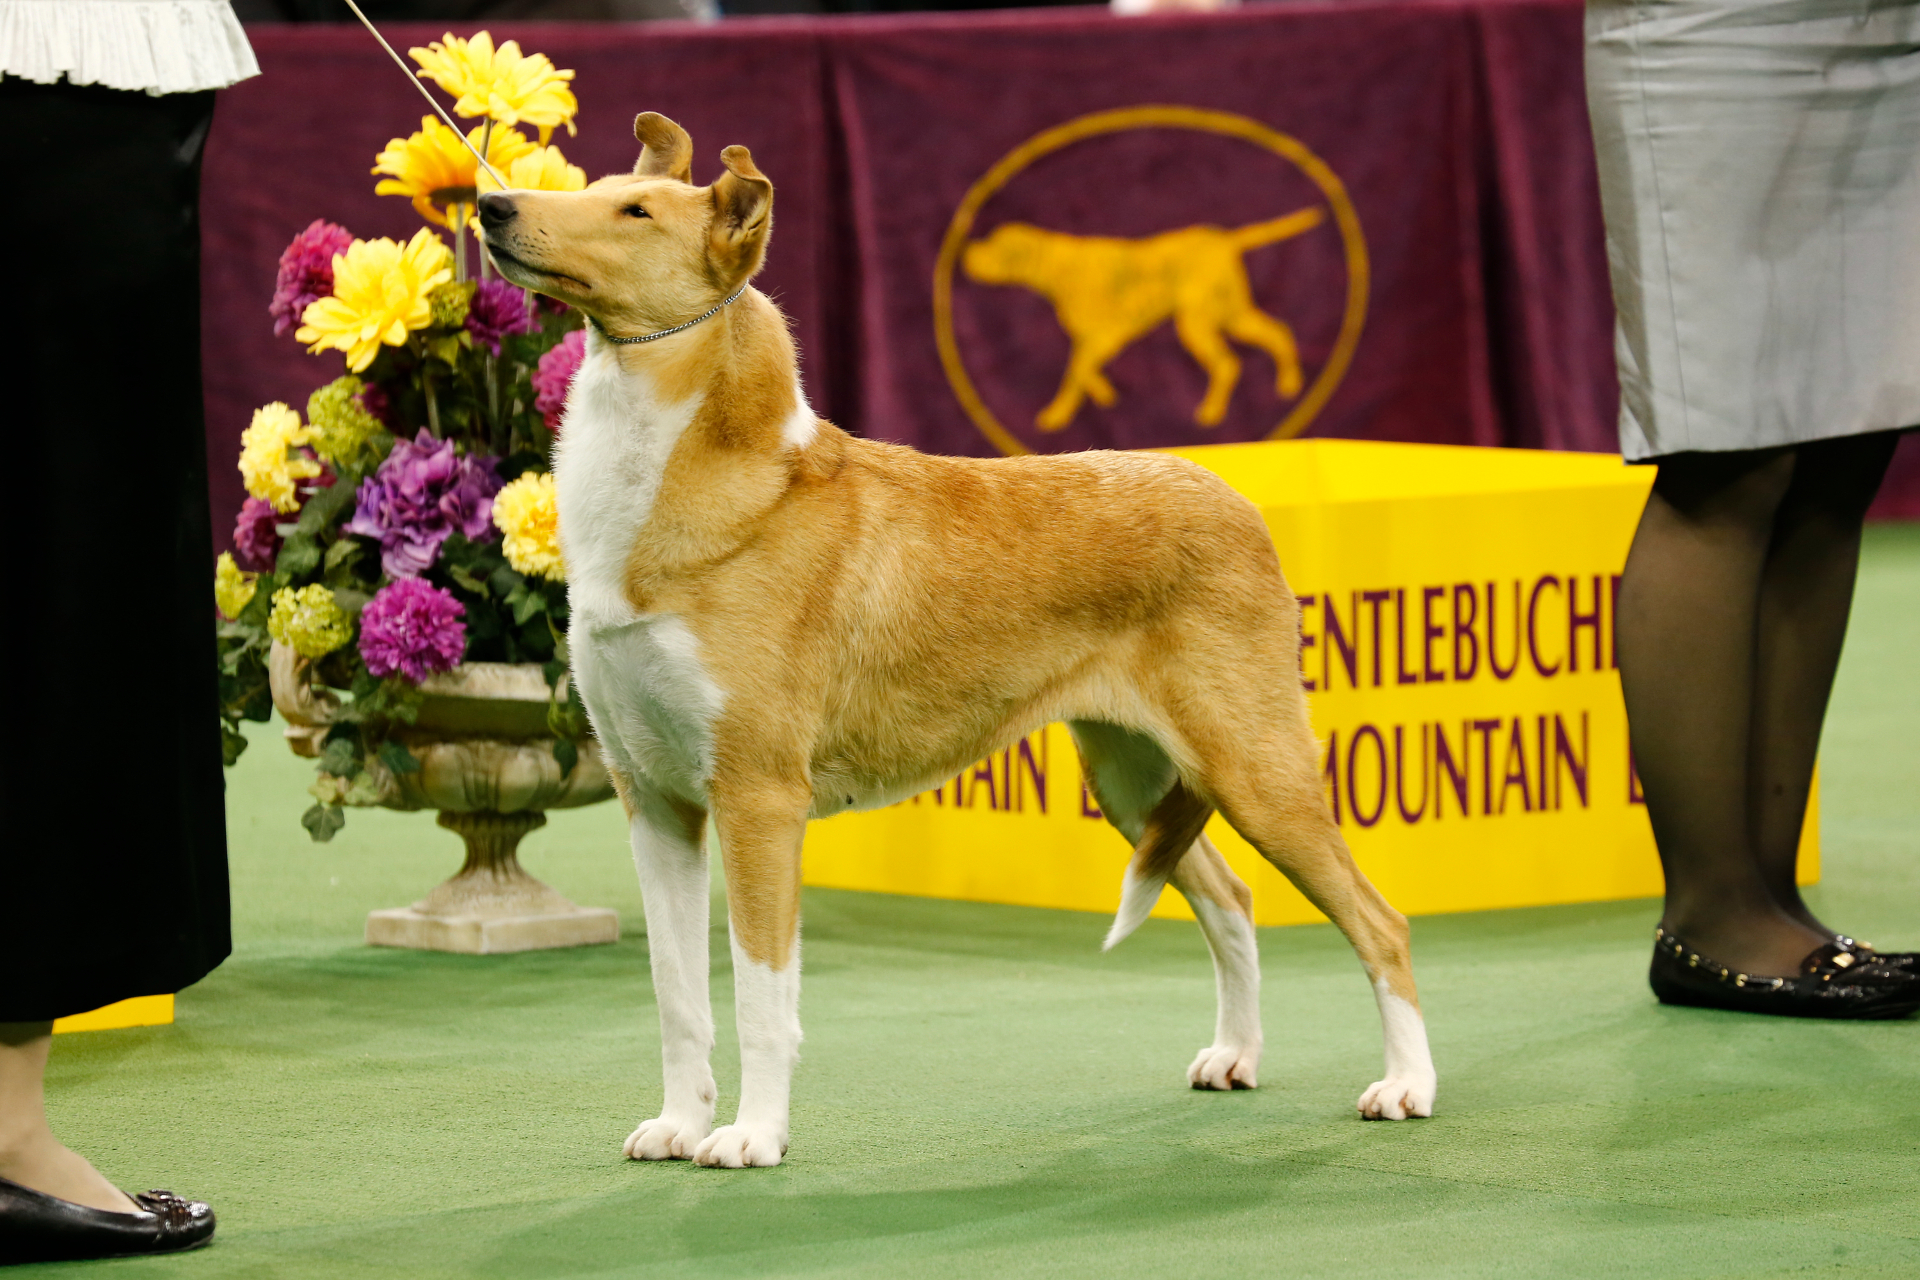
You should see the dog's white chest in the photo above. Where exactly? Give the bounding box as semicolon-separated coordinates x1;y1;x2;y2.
574;614;724;795
553;338;722;792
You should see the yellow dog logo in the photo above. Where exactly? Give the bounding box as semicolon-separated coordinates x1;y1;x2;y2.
962;207;1325;431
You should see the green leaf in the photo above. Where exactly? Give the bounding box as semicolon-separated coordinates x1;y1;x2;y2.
220;722;249;767
319;736;360;776
277;535;320;579
323;538;361;571
447;562;490;596
378;739;422;775
552;736;579;777
488;565;524;599
301;803;346;843
506;583;546;625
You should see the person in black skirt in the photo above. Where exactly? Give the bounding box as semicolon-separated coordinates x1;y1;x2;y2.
1;0;258;1262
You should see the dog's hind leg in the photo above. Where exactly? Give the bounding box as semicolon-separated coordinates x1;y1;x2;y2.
1169;837;1263;1090
617;773;720;1161
1071;722;1263;1090
1171;693;1436;1119
1226;308;1305;400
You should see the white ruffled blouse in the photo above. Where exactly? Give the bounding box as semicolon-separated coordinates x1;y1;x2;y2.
2;0;258;95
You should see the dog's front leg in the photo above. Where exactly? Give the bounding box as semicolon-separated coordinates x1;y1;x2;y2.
695;774;809;1168
622;782;719;1161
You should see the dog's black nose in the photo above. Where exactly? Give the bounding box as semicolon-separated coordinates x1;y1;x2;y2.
477;192;517;229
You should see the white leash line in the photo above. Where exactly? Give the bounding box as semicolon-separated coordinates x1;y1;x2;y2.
339;0;508;189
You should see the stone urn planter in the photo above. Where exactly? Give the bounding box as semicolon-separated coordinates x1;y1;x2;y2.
269;641;619;954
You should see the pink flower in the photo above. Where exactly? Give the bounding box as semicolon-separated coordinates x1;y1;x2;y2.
232;497;283;572
357;380;392;426
270;220;355;337
357;579;467;683
532;329;585;432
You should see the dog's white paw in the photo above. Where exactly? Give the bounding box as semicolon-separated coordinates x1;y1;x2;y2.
1356;1073;1436;1120
1187;1043;1259;1091
624;1114;711;1161
692;1124;787;1168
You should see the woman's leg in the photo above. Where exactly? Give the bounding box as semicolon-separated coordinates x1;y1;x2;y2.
0;1024;138;1213
1616;447;1832;976
1747;432;1900;933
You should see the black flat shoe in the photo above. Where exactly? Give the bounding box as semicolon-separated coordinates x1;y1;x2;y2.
0;1176;214;1265
1834;936;1918;974
1649;927;1920;1020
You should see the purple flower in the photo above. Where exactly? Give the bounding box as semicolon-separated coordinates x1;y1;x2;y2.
358;579;467;683
270;220;355;337
532;329;585;432
232;497;283;572
345;430;502;579
465;279;537;356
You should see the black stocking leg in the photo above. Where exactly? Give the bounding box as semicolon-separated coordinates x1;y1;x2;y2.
1748;431;1900;935
1617;447;1829;976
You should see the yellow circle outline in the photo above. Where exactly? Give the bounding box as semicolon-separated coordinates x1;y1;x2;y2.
933;105;1370;456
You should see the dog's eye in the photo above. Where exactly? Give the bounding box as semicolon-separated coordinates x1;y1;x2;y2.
623;204;650;219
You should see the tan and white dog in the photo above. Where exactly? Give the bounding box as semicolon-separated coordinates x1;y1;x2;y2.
479;113;1436;1169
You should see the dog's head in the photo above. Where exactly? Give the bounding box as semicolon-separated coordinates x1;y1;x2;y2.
961;223;1054;288
478;112;772;335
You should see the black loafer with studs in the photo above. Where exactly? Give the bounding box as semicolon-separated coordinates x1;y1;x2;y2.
0;1176;215;1265
1833;936;1918;974
1649;927;1920;1020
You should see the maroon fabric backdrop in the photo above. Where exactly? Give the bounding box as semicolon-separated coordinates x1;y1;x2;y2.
199;1;1918;546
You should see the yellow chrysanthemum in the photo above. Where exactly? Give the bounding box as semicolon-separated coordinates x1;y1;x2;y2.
268;584;352;660
372;116;537;228
214;552;258;620
492;471;564;580
238;402;322;513
410;32;577;139
475;142;587;196
295;229;454;373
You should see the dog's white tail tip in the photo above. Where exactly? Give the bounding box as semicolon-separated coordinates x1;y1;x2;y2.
1103;870;1166;951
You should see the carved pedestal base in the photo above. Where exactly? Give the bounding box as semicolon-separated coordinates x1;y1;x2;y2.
365;811;619;955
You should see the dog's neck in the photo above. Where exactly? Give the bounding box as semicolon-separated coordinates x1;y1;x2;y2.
554;287;835;622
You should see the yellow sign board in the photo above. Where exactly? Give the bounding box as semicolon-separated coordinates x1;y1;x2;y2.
52;994;175;1034
801;439;1817;926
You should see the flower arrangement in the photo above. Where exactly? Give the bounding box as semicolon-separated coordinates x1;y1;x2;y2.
215;31;587;841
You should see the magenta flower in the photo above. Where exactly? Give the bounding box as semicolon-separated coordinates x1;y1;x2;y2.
270;220;355;337
532;329;585;432
356;380;392;426
345;430;502;578
465;279;537;356
232;497;283;572
358;579;467;683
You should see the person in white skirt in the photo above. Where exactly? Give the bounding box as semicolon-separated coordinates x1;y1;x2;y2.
2;0;256;1262
1587;0;1919;1017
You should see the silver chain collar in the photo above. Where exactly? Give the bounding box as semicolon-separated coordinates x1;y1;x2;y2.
594;284;749;345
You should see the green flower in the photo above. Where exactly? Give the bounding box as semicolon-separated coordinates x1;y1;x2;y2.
429;280;475;329
306;376;387;470
268;584;352;659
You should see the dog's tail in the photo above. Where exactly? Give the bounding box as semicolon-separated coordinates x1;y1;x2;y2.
1102;781;1216;951
1230;206;1326;252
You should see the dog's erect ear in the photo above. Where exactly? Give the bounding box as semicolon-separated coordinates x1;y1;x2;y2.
709;145;773;282
633;113;693;182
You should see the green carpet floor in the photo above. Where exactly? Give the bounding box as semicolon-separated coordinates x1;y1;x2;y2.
29;526;1920;1279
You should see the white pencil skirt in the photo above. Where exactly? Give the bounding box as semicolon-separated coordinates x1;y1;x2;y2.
1586;0;1920;460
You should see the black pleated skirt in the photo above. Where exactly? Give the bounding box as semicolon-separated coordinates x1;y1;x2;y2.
2;75;231;1022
